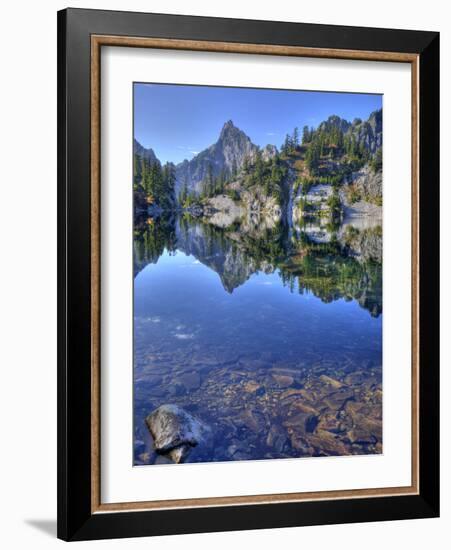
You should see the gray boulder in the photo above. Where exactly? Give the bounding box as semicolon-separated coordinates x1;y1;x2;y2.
146;405;212;463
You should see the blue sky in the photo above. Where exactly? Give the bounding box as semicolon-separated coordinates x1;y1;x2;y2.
134;83;382;165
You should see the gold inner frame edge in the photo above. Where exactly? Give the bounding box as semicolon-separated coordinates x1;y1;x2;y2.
90;35;420;514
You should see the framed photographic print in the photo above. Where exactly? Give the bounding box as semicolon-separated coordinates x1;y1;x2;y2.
57;8;439;541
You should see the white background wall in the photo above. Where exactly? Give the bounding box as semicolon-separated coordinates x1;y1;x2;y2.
0;0;448;547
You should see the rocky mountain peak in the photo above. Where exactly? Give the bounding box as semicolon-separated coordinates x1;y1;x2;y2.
133;138;160;166
221;119;236;133
219;120;248;143
367;109;382;133
318;115;351;134
350;108;382;154
175;120;258;192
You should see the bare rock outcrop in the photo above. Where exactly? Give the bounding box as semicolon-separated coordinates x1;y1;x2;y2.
349;164;382;203
146;404;212;463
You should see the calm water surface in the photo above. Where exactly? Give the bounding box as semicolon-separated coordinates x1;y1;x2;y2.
133;215;382;465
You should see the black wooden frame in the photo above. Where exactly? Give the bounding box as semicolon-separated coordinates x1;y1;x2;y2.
57;8;439;541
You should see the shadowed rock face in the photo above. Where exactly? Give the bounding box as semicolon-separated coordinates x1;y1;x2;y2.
175;120;258;193
262;143;278;161
318;110;382;154
358;109;383;154
146;404;212;463
133;138;159;166
350;164;382;203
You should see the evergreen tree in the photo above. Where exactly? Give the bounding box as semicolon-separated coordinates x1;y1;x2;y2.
218;168;226;193
336;129;344;149
142;159;152;196
231;158;238;179
133;153;141;184
179;183;188;205
206;162;214;190
292;127;299;149
270;156;279;183
254;149;264;182
305;142;320;175
282;134;290;155
370;148;382;173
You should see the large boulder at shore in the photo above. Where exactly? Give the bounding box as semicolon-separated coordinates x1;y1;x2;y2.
146;405;212;463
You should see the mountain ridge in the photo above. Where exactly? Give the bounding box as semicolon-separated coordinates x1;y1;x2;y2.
134;110;382;181
133;138;159;165
175;120;259;193
133;109;382;216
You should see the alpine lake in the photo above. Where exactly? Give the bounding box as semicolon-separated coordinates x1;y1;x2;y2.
133;209;383;466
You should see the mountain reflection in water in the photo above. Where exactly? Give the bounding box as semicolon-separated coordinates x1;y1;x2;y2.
133;213;382;465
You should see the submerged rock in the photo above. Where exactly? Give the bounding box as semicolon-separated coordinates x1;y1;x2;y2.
146;404;212;463
175;371;201;391
266;424;291;454
272;373;294;388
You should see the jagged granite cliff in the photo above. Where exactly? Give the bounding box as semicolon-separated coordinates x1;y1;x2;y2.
349;164;383;201
175;120;258;193
133;138;160;165
318;110;382;154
